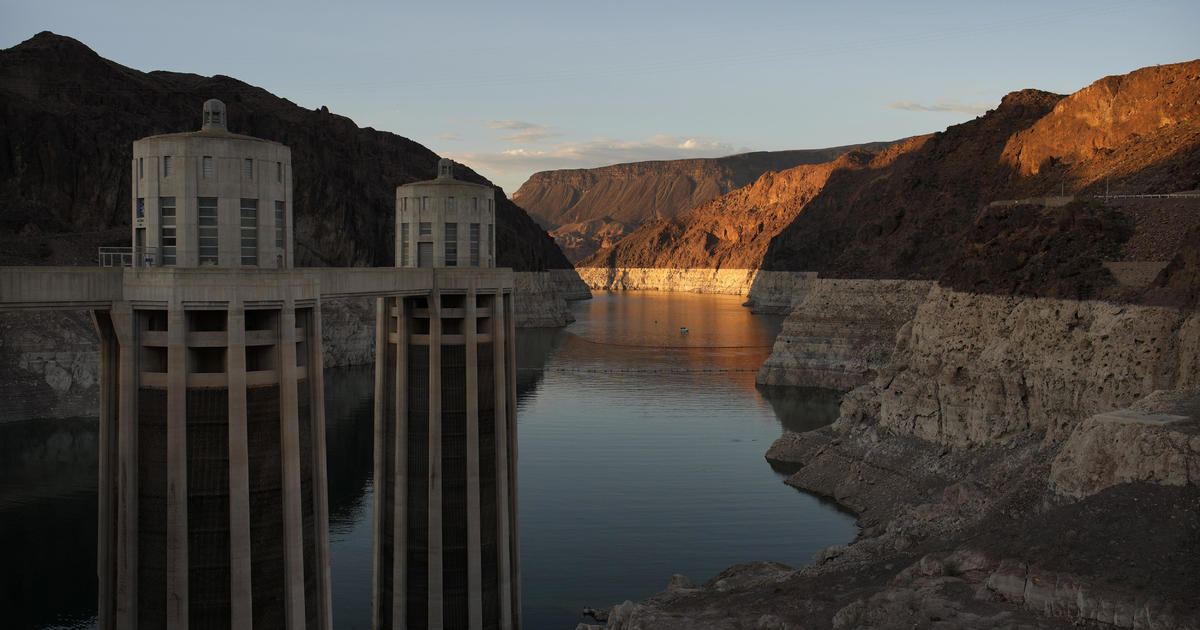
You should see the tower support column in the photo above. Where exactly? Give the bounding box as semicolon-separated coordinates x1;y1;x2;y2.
465;284;483;629
492;290;513;630
227;304;253;630
166;304;189;627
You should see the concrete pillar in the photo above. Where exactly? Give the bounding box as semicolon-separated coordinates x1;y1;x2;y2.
427;290;443;629
226;304;253;630
504;291;521;630
309;302;333;630
492;291;512;630
166;305;189;628
371;298;386;630
93;309;120;630
464;284;483;629
110;303;138;629
391;297;408;627
278;303;306;629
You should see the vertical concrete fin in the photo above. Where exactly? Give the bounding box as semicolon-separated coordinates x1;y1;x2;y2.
166;305;189;628
278;305;306;629
227;304;253;630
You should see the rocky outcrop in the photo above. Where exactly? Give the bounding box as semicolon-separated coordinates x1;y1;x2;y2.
0;311;100;421
513;271;577;328
1050;389;1200;499
0;32;571;272
741;270;818;314
547;268;593;301
868;286;1199;447
514;144;893;261
755;280;933;391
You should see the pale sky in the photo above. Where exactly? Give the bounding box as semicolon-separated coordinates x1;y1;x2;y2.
3;0;1198;193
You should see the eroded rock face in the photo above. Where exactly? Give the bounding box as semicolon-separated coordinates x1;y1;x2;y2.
0;311;99;421
513;271;577;328
756;279;933;390
873;286;1199;446
1050;390;1200;499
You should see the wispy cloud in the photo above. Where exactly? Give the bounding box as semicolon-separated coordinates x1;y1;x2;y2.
446;134;744;190
482;119;560;143
436;131;463;141
886;100;994;115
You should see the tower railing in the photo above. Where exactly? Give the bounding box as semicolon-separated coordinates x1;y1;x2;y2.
98;246;160;267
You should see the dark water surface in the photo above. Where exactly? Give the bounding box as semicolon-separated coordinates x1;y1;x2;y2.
2;291;857;629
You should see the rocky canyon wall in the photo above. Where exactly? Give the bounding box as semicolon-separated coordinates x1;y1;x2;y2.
755;279;934;391
864;286;1199;447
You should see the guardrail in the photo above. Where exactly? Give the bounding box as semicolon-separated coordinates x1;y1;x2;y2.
98;247;160;267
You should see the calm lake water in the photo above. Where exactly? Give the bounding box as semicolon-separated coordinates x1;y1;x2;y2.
1;291;857;630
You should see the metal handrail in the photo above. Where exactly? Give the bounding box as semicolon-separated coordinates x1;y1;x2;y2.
98;246;160;268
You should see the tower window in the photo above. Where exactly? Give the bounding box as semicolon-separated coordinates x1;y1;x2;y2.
447;197;455;211
419;222;432;236
276;161;282;183
444;222;457;267
202;156;213;178
136;197;145;219
274;201;285;262
163;156;173;177
470;223;480;266
241;199;258;266
471;197;478;211
160;197;177;265
422;197;429;211
400;222;410;266
138;158;144;179
243;159;253;179
198;197;218;264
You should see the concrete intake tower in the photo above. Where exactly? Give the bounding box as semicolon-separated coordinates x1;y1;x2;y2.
372;159;521;629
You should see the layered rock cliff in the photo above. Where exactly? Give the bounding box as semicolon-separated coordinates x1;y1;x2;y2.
513;143;893;261
755;279;933;391
0;32;572;272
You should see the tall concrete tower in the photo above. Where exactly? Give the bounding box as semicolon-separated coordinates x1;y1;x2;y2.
373;159;520;629
96;100;331;629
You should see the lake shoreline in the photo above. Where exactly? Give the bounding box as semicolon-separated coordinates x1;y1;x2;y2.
574;283;1200;630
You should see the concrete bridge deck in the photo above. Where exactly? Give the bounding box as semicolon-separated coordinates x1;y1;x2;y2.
0;266;514;311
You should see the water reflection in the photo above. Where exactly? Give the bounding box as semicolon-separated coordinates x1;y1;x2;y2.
0;418;98;630
517;291;857;630
757;385;844;434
